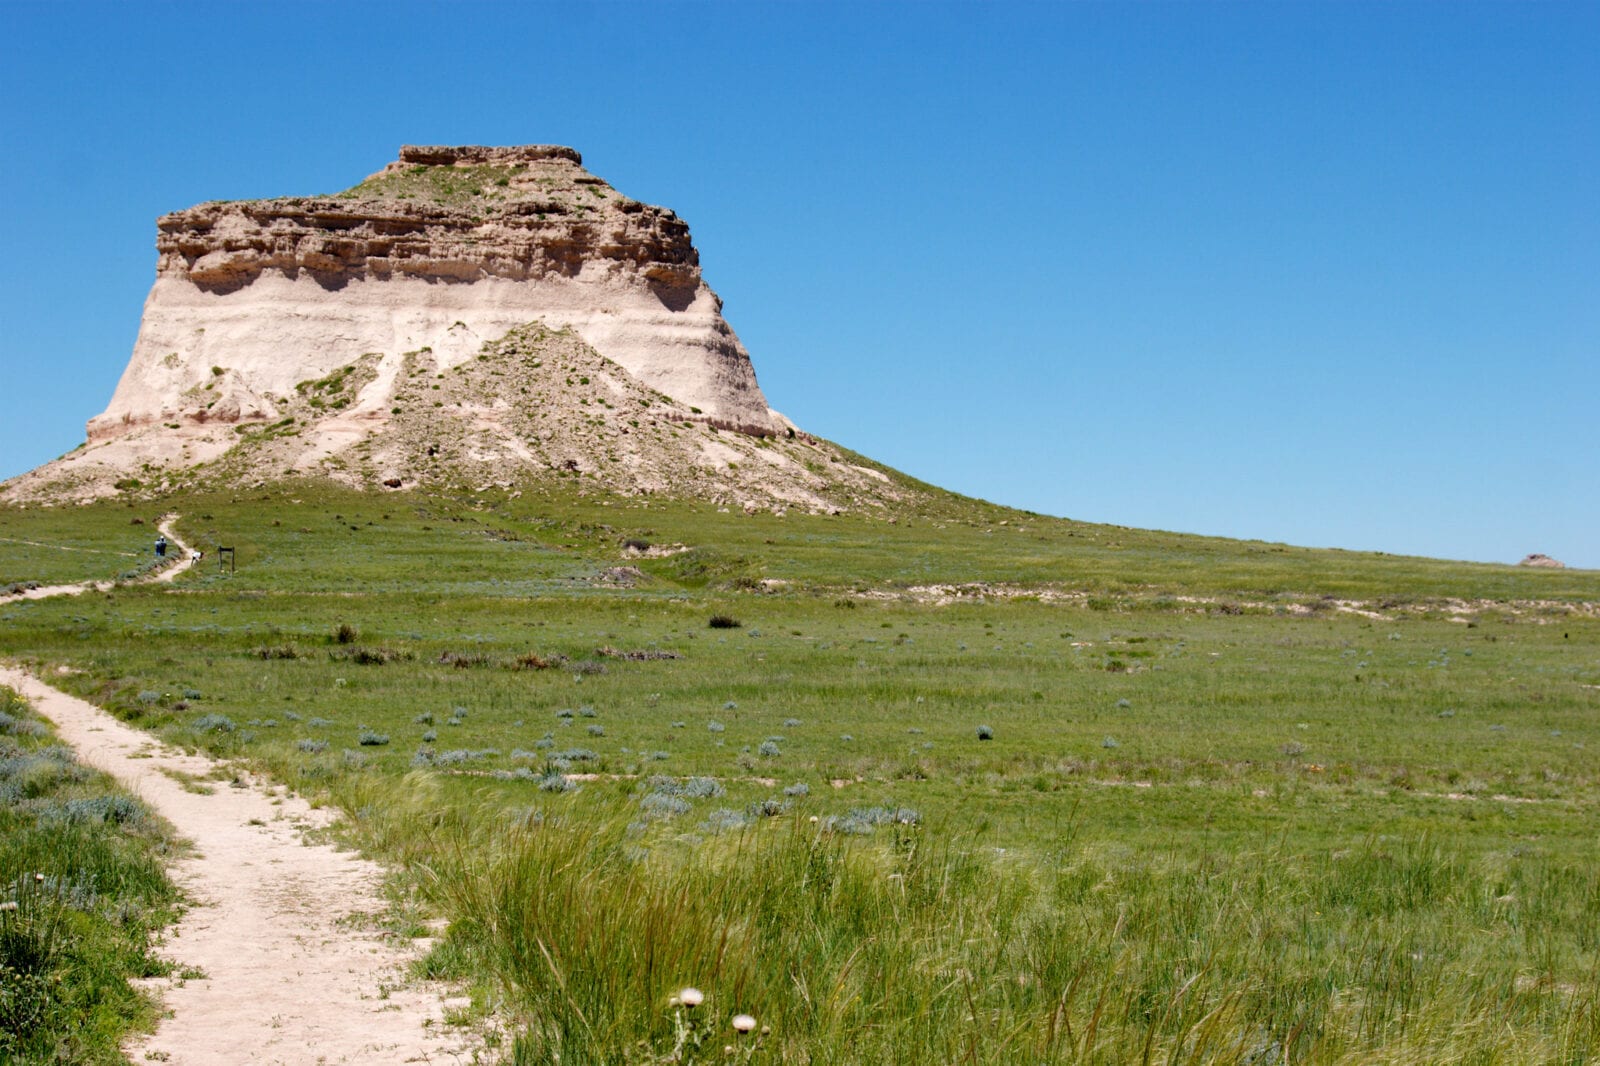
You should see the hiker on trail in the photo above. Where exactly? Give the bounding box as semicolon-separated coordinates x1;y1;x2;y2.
190;549;202;562
155;535;167;558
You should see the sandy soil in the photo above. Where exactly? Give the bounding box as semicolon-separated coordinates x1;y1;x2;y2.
0;516;489;1064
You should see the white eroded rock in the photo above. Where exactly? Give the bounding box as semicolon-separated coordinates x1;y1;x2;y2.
6;147;915;514
88;145;776;443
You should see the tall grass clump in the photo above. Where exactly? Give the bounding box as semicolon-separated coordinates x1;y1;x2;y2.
0;687;181;1064
333;776;1600;1065
423;802;1029;1063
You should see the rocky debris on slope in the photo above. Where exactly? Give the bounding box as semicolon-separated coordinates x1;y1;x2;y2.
7;322;914;516
1518;553;1566;568
211;323;909;513
82;145;776;447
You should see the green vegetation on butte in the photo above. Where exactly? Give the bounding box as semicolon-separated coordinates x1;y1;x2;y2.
2;477;1597;1063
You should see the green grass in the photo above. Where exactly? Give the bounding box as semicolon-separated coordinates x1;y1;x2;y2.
0;503;165;588
0;686;183;1063
336;163;538;208
1;479;1598;1061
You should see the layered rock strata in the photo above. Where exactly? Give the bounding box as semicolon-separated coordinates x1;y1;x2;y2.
7;147;914;513
87;145;776;442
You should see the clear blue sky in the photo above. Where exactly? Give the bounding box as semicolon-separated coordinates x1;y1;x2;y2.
2;1;1595;568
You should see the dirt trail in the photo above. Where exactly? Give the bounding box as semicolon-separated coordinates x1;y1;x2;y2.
0;515;489;1064
1;666;486;1064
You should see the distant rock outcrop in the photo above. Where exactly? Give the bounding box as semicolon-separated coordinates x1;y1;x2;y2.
1518;554;1566;569
4;147;912;514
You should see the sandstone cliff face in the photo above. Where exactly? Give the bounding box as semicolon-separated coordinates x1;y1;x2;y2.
87;145;775;442
7;147;914;515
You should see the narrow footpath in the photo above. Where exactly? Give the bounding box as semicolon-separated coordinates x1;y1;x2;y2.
1;516;487;1064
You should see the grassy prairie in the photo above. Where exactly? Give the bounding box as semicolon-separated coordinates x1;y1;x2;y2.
1;479;1597;1062
0;504;163;588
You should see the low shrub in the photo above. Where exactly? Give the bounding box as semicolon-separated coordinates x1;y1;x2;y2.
438;651;493;669
538;771;576;793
